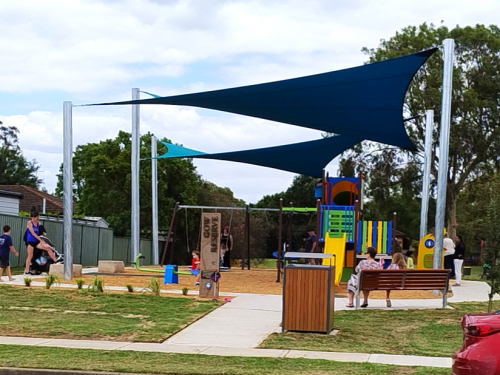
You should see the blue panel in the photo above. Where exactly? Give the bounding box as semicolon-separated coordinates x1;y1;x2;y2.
387;222;393;254
372;221;377;251
91;49;437;150
357;220;362;253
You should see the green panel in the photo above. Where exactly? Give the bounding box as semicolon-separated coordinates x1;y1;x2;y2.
382;222;388;253
113;237;130;263
140;239;152;265
98;228;114;260
81;226;99;266
40;220;64;252
72;225;83;264
362;221;367;253
0;214;28;267
341;267;353;282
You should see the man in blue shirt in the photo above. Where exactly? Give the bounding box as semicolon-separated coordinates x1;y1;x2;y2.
0;225;19;281
305;228;317;265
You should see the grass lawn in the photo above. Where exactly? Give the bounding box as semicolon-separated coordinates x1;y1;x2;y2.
0;345;450;375
254;258;278;268
0;284;218;342
463;265;484;281
261;301;500;357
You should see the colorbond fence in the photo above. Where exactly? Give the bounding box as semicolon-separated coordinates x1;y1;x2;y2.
0;213;162;267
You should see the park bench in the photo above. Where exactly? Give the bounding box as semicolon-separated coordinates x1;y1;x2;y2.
355;269;451;309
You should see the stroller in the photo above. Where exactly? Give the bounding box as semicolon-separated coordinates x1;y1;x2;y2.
30;235;64;275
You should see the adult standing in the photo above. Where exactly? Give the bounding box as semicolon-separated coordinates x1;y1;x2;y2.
443;233;456;277
24;211;56;275
221;226;233;268
304;228;317;265
453;235;465;286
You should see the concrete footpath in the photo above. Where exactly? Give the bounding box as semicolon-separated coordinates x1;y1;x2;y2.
2;277;496;370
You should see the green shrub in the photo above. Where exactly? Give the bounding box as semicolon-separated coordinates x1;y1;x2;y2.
88;276;104;293
45;274;59;289
149;278;161;296
126;284;134;293
75;278;85;289
181;286;189;296
23;277;32;287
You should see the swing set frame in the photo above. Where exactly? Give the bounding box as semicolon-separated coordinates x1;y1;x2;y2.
161;203;280;271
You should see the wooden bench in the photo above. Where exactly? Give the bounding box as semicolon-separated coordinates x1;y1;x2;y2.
355;269;451;309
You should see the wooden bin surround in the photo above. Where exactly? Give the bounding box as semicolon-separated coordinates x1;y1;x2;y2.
282;253;335;334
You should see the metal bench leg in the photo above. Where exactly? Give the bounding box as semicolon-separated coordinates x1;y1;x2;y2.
442;289;447;308
355;291;360;309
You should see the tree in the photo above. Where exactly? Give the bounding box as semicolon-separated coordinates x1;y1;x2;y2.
0;122;42;188
482;176;500;312
340;23;500;239
56;131;200;237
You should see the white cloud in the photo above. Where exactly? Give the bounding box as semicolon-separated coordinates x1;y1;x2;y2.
2;0;500;202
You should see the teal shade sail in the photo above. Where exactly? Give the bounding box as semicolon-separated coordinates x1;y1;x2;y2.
158;135;362;177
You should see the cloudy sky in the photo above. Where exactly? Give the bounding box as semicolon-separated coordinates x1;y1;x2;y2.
1;0;499;203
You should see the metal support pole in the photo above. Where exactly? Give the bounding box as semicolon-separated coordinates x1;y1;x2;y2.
131;88;140;262
434;39;454;269
276;198;283;282
420;110;434;240
246;205;251;270
151;135;159;264
392;212;397;252
63;101;73;281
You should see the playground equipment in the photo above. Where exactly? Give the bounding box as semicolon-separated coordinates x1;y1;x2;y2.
134;253;192;284
417;233;444;269
315;176;396;282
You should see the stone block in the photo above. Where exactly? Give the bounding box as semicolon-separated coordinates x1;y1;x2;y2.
49;263;82;278
98;260;125;273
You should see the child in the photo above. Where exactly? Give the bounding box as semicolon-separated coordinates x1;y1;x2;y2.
0;225;19;282
385;252;407;307
191;250;200;286
220;243;227;266
405;250;415;269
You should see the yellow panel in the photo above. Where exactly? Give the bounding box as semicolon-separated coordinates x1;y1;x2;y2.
417;233;444;269
322;233;346;286
367;222;372;247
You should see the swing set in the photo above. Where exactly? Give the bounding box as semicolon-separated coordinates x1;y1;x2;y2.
160;203;279;270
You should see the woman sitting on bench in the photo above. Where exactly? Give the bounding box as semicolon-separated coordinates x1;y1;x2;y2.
346;246;380;308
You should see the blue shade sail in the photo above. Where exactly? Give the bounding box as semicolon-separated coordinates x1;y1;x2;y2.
88;49;436;150
157;135;363;178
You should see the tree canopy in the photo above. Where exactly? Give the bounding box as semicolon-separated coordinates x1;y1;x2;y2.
340;23;500;240
0;122;42;188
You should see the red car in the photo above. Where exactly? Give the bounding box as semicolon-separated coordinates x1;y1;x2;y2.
452;311;500;375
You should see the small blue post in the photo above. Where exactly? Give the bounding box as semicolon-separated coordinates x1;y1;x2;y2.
164;265;178;284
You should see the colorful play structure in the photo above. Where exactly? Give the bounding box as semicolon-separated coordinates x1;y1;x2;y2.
291;176;398;285
416;232;445;269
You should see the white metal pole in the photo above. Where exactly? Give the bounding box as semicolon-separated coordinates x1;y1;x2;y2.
420;109;434;240
131;88;140;262
63;101;73;281
151;135;159;265
434;39;454;269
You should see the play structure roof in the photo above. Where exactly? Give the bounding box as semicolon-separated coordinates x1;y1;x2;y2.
158;135;362;178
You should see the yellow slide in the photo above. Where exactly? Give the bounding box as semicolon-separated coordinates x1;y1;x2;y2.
322;233;346;286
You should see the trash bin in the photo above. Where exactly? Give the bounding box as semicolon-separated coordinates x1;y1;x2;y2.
463;267;472;276
282;253;335;334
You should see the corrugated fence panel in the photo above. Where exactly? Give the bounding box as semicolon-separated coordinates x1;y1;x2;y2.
72;225;83;264
98;229;114;260
42;220;64;252
113;237;130;264
81;226;99;266
140;239;152;265
0;214;27;267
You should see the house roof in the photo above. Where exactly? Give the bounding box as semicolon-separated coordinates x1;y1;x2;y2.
0;185;63;214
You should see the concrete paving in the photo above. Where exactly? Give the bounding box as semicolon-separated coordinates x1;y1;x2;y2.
1;276;496;369
165;294;282;348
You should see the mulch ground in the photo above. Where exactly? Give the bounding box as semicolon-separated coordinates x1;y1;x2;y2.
29;267;443;299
